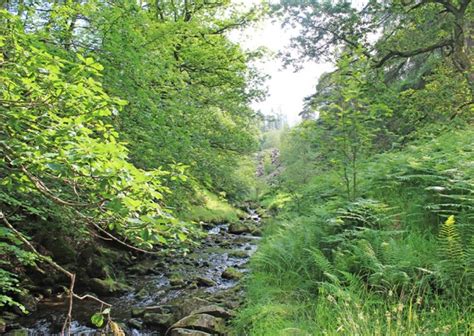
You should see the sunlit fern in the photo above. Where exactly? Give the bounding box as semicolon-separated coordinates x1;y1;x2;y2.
438;215;465;270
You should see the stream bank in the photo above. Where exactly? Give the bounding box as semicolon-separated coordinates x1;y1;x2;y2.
3;210;263;336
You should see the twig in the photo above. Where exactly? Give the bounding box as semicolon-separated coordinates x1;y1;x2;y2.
61;273;75;336
0;211;112;335
87;215;162;255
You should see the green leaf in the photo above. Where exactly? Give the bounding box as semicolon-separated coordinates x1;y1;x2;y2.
91;312;104;327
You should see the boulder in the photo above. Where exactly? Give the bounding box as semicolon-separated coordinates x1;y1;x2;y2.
169;329;212;336
89;277;131;295
221;267;243;280
129;259;161;275
228;222;252;234
127;318;143;329
0;319;5;333
169;275;186;287
195;276;217;287
131;307;146;317
135;287;149;300
170;313;226;335
190;305;234;319
169;297;212;320
227;250;248;258
4;329;28;336
143;312;174;328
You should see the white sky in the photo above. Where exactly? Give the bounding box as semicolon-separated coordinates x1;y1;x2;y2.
229;2;334;125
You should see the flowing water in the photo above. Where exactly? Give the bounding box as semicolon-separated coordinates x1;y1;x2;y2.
14;210;261;335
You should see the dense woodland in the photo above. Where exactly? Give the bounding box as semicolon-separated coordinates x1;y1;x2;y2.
1;0;473;335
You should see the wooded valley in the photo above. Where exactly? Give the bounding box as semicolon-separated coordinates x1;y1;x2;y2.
0;0;472;335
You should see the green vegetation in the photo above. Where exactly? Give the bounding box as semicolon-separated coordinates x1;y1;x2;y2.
183;188;245;224
235;130;474;335
1;0;473;334
0;0;261;319
234;0;473;333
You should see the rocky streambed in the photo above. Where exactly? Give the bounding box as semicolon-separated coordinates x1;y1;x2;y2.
8;210;262;335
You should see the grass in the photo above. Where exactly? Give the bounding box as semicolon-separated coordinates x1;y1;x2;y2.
234;216;473;336
233;129;474;335
182;188;245;224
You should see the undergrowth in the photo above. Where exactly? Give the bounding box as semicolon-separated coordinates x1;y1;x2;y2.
233;129;474;335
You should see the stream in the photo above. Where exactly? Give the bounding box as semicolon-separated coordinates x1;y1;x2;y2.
13;210;262;335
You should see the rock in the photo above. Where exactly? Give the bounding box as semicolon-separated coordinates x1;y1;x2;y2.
129;259;160;275
131;307;146;317
4;329;29;336
195;276;217;287
170;313;226;335
89;277;131;295
221;267;243;280
143;312;174;327
2;312;18;319
45;237;76;264
228;222;252;234
169;328;212;336
128;318;143;329
190;305;234;319
13;291;37;315
188;282;199;289
169;275;186;287
135;287;148;300
251;228;263;236
228;250;248;258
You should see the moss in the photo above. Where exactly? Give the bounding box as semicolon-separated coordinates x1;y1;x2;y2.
182;189;244;224
89;277;132;295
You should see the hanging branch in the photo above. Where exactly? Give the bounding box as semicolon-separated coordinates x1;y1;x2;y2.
0;211;111;336
1;144;160;255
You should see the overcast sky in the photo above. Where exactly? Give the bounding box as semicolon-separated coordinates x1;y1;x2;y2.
230;3;334;125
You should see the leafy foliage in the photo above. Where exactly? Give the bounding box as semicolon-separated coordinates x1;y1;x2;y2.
0;0;262;317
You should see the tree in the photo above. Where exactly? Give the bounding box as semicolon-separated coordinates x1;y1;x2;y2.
275;0;473;92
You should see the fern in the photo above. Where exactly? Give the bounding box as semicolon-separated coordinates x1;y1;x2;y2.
438;215;465;270
306;248;339;283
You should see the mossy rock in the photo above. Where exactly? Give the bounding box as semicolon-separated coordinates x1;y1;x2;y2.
169;274;186;287
221;267;243;280
89;277;131;295
128;318;143;330
0;318;6;333
195;276;217;287
43;237;76;264
143;312;174;327
170;313;226;335
228;222;254;234
4;329;29;336
228;250;248;258
131;307;146;317
169;329;212;336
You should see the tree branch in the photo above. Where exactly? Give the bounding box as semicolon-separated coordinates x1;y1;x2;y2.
374;39;453;68
0;211;112;336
